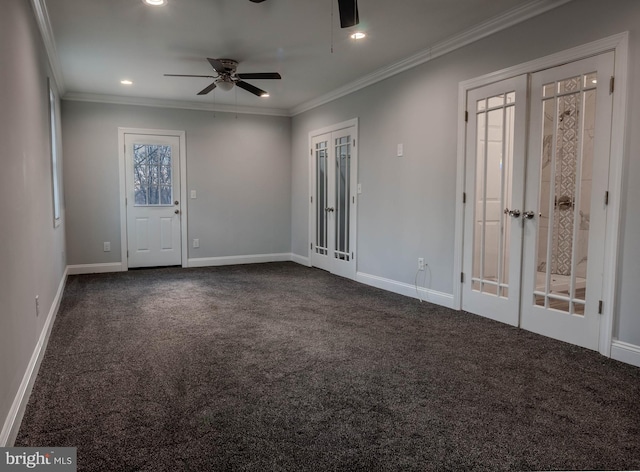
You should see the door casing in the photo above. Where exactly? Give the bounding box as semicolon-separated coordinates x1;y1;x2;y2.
118;128;188;270
454;33;629;356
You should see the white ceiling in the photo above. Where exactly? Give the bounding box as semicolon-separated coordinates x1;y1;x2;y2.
41;0;568;114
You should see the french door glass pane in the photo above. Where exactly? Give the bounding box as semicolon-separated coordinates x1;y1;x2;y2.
533;73;597;315
472;95;515;298
315;142;328;255
334;136;350;261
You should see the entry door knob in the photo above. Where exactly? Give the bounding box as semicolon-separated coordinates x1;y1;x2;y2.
174;200;179;205
174;209;180;214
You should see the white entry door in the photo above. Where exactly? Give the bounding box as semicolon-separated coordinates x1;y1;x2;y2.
310;126;357;279
125;134;182;268
462;75;527;326
520;53;614;350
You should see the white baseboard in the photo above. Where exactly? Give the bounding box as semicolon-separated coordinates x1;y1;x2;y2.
611;340;640;368
0;268;68;447
67;262;124;275
356;271;455;309
290;254;311;266
188;253;292;268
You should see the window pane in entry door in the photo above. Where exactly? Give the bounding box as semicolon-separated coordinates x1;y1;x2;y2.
133;144;172;206
315;141;328;256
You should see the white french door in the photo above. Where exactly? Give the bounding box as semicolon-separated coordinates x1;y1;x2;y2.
462;76;527;326
463;52;614;350
125;133;182;268
521;53;614;350
310;126;357;279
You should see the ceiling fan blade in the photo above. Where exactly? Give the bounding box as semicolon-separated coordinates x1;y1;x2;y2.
207;58;227;74
337;0;359;28
197;82;217;95
236;72;281;80
164;74;215;78
236;80;268;97
249;0;267;2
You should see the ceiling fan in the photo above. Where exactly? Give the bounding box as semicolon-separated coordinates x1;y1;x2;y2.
164;58;281;97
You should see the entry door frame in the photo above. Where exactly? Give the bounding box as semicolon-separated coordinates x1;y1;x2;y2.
454;32;629;356
118;128;188;270
308;118;359;279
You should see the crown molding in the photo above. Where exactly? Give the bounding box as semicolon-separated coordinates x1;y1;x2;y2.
62;92;291;117
290;0;574;116
30;0;65;95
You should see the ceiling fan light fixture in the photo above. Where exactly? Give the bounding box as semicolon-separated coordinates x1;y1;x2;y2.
143;0;166;6
216;79;235;91
350;32;366;40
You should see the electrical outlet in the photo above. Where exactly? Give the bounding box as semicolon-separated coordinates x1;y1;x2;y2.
193;239;200;248
103;241;111;252
35;295;40;317
418;258;425;271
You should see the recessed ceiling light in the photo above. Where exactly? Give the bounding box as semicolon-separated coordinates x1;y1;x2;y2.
121;80;133;85
260;93;270;98
143;0;166;6
592;79;598;84
350;32;366;40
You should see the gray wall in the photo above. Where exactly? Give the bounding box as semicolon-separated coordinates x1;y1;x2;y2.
62;101;291;264
291;0;640;346
0;0;67;440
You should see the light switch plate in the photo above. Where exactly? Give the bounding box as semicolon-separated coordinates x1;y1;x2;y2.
357;183;362;194
190;190;197;199
397;143;404;157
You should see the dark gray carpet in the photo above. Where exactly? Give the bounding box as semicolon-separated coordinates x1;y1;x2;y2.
15;262;640;471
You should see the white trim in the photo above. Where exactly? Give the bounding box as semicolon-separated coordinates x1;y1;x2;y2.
188;253;292;268
600;34;629;357
611;341;640;369
0;268;68;447
356;272;455;310
453;32;629;350
290;0;572;116
118;128;188;271
66;263;124;275
30;0;65;95
63;93;289;118
290;254;311;267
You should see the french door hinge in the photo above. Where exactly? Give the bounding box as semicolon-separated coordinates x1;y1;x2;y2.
463;192;467;204
127;250;129;258
461;272;465;283
610;76;615;95
604;191;609;206
310;196;313;204
465;110;469;122
353;139;356;147
310;148;313;156
598;300;603;314
310;243;313;250
352;252;354;259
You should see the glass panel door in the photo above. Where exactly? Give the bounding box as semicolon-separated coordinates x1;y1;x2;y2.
462;76;527;326
521;52;614;350
310;126;357;279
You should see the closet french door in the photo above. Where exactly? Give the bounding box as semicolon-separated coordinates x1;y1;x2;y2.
462;76;527;326
463;52;614;351
521;52;614;350
310;126;357;279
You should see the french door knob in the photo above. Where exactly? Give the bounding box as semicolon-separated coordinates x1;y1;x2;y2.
508;209;521;218
523;211;536;219
325;207;335;212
